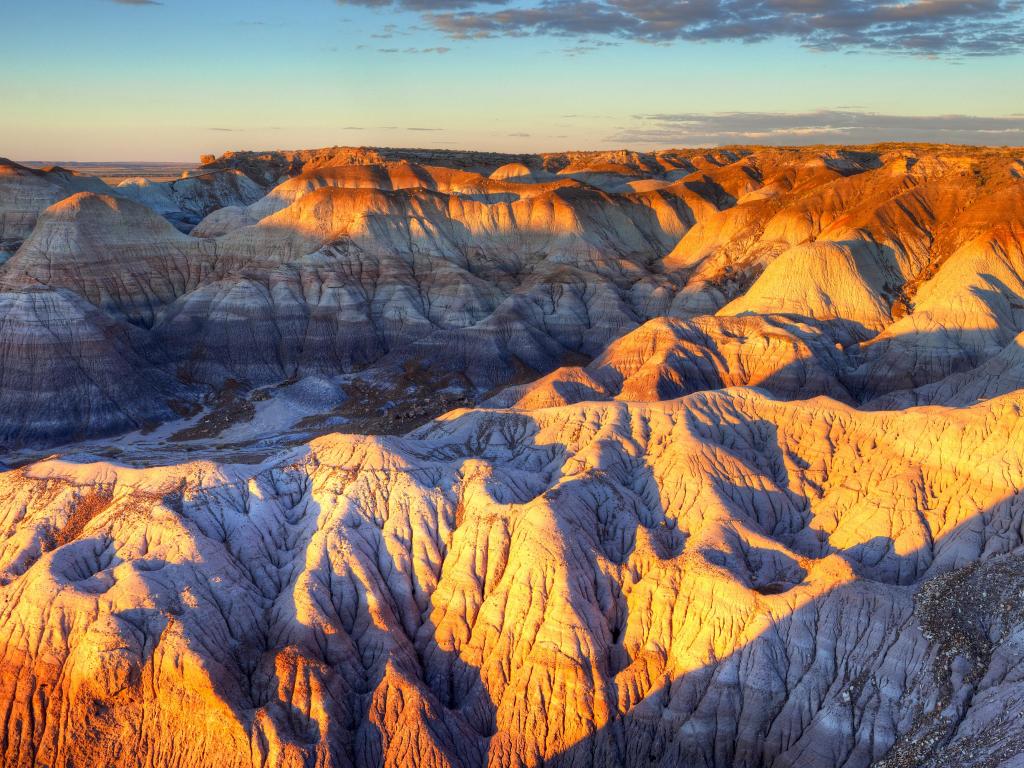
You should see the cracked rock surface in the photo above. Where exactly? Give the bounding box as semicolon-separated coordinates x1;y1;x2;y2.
0;143;1023;766
2;390;1024;767
2;145;1023;445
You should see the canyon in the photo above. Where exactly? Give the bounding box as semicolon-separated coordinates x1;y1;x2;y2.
0;144;1023;767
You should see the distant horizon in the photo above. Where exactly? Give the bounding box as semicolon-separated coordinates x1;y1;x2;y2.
14;138;1024;167
3;3;1024;762
4;0;1024;160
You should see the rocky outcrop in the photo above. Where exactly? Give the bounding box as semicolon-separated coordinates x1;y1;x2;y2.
2;145;1024;444
162;175;716;386
0;192;217;326
2;388;1024;766
487;314;853;408
117;168;265;232
0;288;189;445
489;162;556;183
853;222;1024;399
197;146;713;187
1;143;1024;767
0;158;113;255
718;239;899;334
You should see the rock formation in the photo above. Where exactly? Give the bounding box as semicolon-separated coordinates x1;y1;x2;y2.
0;158;114;257
2;388;1024;767
0;143;1023;767
0;288;189;444
0;192;216;326
117;168;266;232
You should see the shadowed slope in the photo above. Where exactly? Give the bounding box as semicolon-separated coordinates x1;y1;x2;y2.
1;144;1023;450
117;168;265;232
0;288;191;445
0;158;114;255
0;192;217;326
2;388;1024;766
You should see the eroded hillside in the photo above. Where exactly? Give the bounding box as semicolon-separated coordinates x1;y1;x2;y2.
0;144;1023;767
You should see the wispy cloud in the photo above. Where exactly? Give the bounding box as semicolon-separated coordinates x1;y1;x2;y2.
610;110;1024;146
371;22;431;38
377;45;452;53
370;125;446;131
336;0;504;9
337;0;1024;57
563;39;619;55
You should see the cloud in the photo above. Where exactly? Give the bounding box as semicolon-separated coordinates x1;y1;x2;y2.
371;22;432;37
210;126;284;132
338;0;1024;56
372;125;445;131
563;38;620;55
609;110;1024;146
377;45;452;53
508;132;532;136
337;0;504;9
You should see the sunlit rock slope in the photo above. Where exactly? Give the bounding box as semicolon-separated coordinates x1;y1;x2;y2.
1;144;1022;446
0;143;1023;767
2;389;1024;767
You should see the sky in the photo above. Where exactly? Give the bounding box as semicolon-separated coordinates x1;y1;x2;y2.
2;0;1024;160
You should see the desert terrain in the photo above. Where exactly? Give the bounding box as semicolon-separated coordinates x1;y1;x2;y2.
0;143;1023;767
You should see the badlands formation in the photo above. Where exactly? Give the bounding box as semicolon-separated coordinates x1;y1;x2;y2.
0;144;1023;767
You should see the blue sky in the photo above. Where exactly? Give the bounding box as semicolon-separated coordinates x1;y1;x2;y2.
3;0;1023;160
